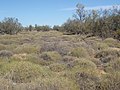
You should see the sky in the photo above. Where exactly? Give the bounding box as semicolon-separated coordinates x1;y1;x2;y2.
0;0;120;26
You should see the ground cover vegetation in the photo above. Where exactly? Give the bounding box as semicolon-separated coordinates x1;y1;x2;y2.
0;3;120;90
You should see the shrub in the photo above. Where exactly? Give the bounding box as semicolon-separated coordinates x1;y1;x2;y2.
41;51;62;61
90;58;102;66
40;42;71;56
0;61;51;83
0;44;6;50
95;48;120;63
103;38;120;48
65;59;99;90
70;59;97;70
0;50;13;58
97;72;120;90
12;53;52;66
70;47;89;58
63;56;78;63
75;71;100;90
0;78;13;90
85;39;109;52
0;76;79;90
0;38;19;45
105;58;120;72
49;63;66;72
0;17;23;35
34;77;79;90
13;44;39;54
66;58;97;73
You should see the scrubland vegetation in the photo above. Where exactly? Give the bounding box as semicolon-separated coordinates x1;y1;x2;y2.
0;31;119;90
0;3;120;90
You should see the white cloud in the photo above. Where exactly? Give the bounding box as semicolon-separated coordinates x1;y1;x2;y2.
86;5;120;10
60;5;120;11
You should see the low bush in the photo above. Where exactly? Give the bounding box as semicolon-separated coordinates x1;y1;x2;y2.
41;51;62;61
105;58;120;72
0;44;6;50
65;59;99;90
40;42;72;56
0;61;52;83
49;63;66;72
75;71;100;90
95;48;120;63
97;72;120;90
34;77;79;90
90;58;102;66
63;56;78;63
70;47;89;58
13;44;39;54
103;38;120;48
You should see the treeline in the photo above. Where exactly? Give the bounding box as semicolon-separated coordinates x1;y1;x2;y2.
0;3;120;40
61;4;120;40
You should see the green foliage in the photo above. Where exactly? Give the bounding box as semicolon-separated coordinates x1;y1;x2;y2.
49;63;66;72
0;44;6;50
97;72;120;90
13;44;39;54
0;17;23;35
0;76;79;90
62;3;120;40
69;59;97;70
0;61;51;83
41;51;62;61
66;59;99;90
70;47;89;58
35;24;51;31
95;48;120;63
0;28;119;90
35;77;79;90
103;38;120;48
40;42;71;56
105;58;120;72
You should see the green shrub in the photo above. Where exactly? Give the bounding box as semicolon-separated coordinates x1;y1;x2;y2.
70;47;89;58
49;63;66;72
103;38;120;48
0;61;52;83
14;53;53;66
40;42;71;56
95;48;120;63
0;17;23;35
0;76;79;90
69;59;97;70
0;44;6;50
0;78;13;90
63;56;79;63
75;70;100;90
34;77;79;90
0;39;19;45
65;59;99;90
105;58;120;72
41;51;62;61
90;58;102;66
13;44;39;54
97;72;120;90
96;42;109;51
85;39;109;52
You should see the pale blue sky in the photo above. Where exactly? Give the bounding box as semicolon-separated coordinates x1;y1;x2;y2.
0;0;119;26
